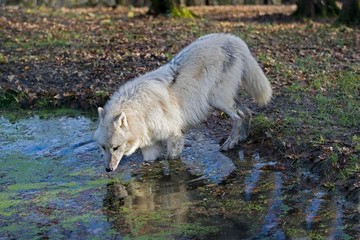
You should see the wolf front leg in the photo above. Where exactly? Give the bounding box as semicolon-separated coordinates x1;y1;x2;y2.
141;142;163;162
166;134;184;159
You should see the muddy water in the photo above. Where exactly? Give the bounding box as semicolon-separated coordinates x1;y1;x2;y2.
0;116;359;239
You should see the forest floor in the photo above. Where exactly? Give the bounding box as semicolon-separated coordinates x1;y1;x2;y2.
0;5;359;203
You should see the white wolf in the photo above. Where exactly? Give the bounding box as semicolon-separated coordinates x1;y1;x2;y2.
94;33;272;172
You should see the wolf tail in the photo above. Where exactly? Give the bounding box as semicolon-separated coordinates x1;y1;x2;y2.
242;55;272;106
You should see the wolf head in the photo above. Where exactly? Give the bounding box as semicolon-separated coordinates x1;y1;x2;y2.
93;107;139;172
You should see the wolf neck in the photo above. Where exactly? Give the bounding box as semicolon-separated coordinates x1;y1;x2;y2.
123;110;151;147
103;69;180;147
103;108;151;149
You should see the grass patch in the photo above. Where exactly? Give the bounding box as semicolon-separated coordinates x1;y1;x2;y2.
0;107;92;122
313;71;360;127
250;113;275;139
283;69;360;130
281;67;359;182
252;114;273;131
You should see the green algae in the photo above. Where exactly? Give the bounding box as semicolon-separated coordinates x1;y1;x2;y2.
0;193;23;217
179;223;219;237
69;168;96;177
0;116;113;239
0;152;65;185
7;182;50;191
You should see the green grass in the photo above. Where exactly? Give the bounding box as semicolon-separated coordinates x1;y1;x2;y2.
277;52;359;182
251;113;274;137
313;71;359;127
283;69;359;129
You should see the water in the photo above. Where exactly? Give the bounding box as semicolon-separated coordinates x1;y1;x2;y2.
0;116;359;239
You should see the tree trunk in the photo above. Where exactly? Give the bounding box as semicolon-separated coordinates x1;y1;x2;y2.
148;0;175;15
148;0;196;18
294;0;340;17
338;0;360;24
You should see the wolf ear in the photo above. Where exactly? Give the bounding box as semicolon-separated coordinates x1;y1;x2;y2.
98;107;106;123
114;112;128;129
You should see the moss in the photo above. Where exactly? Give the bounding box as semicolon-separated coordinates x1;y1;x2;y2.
171;7;197;19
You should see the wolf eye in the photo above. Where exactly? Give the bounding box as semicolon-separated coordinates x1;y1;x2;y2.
101;146;106;150
113;146;119;151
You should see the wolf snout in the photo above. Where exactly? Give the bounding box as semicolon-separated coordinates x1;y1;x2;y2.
105;167;113;172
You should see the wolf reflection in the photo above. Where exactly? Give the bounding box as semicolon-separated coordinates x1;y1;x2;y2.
103;168;197;234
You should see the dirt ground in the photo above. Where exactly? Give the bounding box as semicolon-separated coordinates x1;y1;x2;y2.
0;5;359;203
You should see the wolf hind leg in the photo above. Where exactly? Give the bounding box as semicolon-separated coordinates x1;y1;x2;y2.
220;106;243;151
218;102;252;151
166;134;184;159
141;142;163;162
235;102;252;142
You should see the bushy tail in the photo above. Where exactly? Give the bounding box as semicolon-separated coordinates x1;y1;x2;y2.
242;55;272;106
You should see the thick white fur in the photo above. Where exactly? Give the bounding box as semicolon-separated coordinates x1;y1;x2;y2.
94;33;272;172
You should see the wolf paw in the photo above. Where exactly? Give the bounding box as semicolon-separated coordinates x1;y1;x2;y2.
165;152;181;160
220;137;239;151
141;144;162;162
166;134;184;160
239;127;249;142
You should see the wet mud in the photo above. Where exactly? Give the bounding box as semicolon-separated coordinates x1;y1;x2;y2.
0;116;359;239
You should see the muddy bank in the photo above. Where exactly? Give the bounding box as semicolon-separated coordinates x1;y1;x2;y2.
0;115;359;239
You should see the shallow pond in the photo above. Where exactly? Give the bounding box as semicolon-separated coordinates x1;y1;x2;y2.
0;116;359;239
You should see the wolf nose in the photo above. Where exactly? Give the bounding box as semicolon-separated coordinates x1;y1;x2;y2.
105;167;113;172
